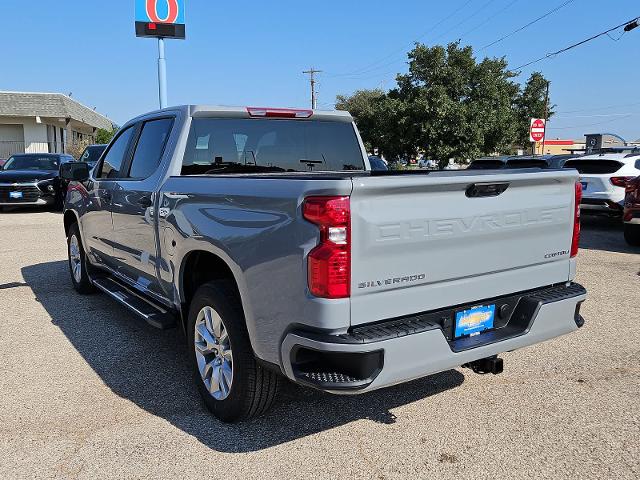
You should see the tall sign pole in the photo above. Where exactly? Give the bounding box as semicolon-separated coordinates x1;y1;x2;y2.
135;0;186;109
158;38;167;108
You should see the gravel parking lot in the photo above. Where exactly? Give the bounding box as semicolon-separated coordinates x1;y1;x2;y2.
0;210;638;480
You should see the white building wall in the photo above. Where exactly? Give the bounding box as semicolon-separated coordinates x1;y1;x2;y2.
0;116;49;153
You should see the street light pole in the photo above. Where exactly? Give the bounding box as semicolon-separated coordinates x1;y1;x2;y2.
158;38;168;109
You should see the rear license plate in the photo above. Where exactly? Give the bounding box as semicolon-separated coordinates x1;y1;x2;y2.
581;182;588;191
9;191;23;199
454;304;495;338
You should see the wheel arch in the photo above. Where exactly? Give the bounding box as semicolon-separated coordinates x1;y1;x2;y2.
177;249;255;341
63;209;90;255
63;209;80;237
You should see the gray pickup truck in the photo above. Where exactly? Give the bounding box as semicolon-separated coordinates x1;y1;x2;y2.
61;105;587;422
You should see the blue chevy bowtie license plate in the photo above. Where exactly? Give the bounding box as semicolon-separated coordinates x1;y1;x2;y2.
454;304;496;338
9;191;23;199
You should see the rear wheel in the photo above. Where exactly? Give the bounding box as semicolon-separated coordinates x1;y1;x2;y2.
188;281;279;422
624;224;640;246
67;223;97;294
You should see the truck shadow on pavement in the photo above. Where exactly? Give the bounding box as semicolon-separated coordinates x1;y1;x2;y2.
22;260;465;453
579;216;637;254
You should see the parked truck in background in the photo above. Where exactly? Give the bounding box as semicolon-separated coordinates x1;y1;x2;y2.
61;105;587;422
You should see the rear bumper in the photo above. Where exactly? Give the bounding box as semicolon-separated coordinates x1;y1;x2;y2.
0;198;52;206
281;283;586;393
624;210;640;224
581;197;624;214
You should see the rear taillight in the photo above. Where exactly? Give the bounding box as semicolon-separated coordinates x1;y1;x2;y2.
610;176;634;188
303;196;350;298
571;182;582;258
247;107;313;118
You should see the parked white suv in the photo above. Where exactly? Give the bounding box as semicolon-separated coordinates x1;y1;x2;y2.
564;153;640;216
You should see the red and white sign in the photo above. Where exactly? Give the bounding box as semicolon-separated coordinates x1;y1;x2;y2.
529;118;546;143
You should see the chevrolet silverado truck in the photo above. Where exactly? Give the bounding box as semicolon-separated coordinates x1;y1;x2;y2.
61;105;587;422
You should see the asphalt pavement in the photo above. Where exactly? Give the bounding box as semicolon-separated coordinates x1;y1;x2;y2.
0;210;638;479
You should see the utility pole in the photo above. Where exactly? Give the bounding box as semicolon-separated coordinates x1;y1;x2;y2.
303;68;322;109
541;80;550;156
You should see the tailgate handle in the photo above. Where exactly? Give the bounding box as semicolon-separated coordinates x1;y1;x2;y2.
466;182;510;198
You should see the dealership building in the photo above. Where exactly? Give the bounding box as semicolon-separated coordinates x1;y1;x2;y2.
0;91;113;159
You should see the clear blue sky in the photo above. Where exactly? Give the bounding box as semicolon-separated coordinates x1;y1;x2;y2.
4;0;639;141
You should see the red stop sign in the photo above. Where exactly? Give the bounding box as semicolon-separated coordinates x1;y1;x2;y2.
529;118;546;142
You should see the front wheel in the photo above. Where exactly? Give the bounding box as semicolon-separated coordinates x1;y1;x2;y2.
188;281;279;422
624;224;640;246
67;223;96;294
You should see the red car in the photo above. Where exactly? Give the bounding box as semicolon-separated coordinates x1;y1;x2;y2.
623;176;640;246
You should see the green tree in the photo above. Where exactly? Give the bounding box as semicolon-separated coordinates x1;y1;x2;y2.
395;42;520;164
95;127;117;144
335;89;410;159
336;43;552;163
515;72;554;147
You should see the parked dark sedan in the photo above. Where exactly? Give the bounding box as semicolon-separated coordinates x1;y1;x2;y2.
368;155;389;171
0;153;74;210
77;144;107;169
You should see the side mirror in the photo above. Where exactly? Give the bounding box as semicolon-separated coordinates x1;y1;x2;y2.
60;162;90;181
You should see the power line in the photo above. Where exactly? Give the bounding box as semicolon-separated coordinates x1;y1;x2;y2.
546;113;638;130
512;16;640;71
479;0;576;51
554;112;638;119
333;0;573;83
557;101;640;114
455;0;521;40
327;0;477;78
332;0;557;83
330;0;505;81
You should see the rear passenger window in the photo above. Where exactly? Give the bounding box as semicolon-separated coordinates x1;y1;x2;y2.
98;126;135;179
129;118;174;179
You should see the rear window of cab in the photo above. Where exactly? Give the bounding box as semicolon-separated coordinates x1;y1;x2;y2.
181;118;365;175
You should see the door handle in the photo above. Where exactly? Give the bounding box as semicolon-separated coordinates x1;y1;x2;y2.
102;191;112;202
138;196;153;208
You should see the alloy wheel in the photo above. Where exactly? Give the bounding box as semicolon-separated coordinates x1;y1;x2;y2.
69;235;82;283
194;306;234;400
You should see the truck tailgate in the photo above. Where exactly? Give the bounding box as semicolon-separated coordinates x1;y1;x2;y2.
349;170;578;326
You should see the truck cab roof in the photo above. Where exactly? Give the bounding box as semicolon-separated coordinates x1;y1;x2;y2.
128;105;354;123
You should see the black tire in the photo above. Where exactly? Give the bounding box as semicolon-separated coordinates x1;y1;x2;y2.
52;196;64;212
67;223;97;294
624;224;640;246
188;281;279;422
